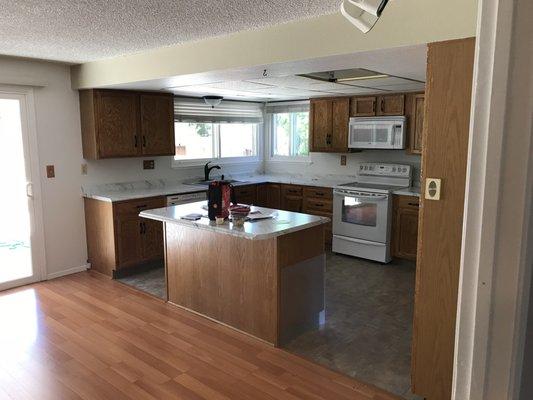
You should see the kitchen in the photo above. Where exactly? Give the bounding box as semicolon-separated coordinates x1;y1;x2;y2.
80;47;426;399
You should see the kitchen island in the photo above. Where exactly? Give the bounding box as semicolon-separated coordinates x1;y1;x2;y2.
140;201;329;346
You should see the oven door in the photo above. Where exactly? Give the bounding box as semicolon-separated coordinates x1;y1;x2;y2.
333;189;391;243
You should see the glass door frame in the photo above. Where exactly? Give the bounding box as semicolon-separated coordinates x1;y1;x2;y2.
0;86;46;291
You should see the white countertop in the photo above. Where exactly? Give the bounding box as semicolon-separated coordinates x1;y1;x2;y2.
82;174;420;202
140;201;329;240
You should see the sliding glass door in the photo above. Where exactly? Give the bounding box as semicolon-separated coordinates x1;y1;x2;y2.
0;90;45;291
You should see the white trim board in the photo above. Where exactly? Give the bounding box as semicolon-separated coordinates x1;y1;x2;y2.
453;0;533;398
47;264;90;280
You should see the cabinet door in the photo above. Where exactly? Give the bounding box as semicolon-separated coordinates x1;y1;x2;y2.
331;98;350;152
350;96;377;117
95;91;140;158
115;216;143;268
408;93;425;154
310;99;332;151
257;184;281;209
307;209;332;245
281;195;303;212
141;219;164;261
234;185;257;205
394;208;419;260
140;93;175;156
377;94;405;116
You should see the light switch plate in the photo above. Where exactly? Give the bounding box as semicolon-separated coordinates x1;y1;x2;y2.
340;155;347;166
81;163;88;175
143;159;155;170
425;178;442;200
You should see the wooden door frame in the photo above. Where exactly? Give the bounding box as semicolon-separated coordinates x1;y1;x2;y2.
453;0;533;398
0;85;47;290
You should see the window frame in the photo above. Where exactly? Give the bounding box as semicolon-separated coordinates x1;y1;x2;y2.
267;110;311;163
172;121;263;168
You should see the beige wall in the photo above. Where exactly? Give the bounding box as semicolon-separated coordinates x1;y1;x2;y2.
71;0;478;89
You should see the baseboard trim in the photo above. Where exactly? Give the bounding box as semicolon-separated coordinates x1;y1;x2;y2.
47;264;90;280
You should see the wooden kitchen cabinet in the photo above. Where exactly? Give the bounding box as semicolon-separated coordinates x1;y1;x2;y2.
234;184;257;205
302;186;333;245
310;97;349;153
257;183;281;209
280;184;303;212
392;195;420;260
406;92;425;154
80;89;175;159
350;96;377;117
376;94;405;116
84;196;166;277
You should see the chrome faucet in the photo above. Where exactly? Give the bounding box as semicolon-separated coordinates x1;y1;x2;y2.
204;162;221;181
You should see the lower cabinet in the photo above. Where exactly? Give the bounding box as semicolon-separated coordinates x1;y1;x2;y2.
233;184;257;205
392;195;420;260
84;196;165;277
257;183;281;209
302;186;333;245
280;184;303;212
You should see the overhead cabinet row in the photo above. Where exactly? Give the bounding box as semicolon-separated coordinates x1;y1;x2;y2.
310;92;424;155
80;89;175;159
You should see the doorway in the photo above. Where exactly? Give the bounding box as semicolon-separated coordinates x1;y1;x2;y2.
0;89;45;291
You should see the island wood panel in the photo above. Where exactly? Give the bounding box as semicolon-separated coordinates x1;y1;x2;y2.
165;224;279;344
83;198;117;276
411;37;475;400
0;271;401;400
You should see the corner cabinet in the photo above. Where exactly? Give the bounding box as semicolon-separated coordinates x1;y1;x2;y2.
310;97;349;153
79;89;175;160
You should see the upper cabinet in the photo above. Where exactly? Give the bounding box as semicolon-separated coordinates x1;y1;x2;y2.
406;92;425;154
310;91;423;154
310;97;349;153
376;94;405;116
79;89;175;160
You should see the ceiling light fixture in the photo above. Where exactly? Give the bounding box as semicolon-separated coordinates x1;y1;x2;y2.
336;74;389;82
341;0;389;33
203;95;223;108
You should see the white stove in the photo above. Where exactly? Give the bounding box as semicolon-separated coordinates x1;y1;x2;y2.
332;163;412;263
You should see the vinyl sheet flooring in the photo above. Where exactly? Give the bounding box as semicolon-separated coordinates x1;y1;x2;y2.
118;252;421;399
284;252;422;400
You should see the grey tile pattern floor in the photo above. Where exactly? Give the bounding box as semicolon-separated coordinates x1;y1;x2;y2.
284;252;423;400
117;267;166;299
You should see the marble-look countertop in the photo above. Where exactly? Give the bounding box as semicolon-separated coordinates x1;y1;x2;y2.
392;187;421;197
140;201;329;240
82;173;357;202
82;173;421;202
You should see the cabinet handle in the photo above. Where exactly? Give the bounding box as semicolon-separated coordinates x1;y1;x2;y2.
380;98;384;113
372;100;376;113
314;203;324;207
134;135;138;148
408;202;420;207
139;222;144;235
315;192;324;197
142;136;147;147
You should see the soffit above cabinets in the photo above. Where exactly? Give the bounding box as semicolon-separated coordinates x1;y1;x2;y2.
167;70;425;101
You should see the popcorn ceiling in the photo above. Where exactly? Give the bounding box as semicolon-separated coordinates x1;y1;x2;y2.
0;0;341;63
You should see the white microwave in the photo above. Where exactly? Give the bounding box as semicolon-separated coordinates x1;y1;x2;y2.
348;116;406;149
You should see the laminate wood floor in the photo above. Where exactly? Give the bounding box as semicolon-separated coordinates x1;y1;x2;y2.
0;271;400;400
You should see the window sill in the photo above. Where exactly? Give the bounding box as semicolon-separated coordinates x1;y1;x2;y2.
266;156;312;164
171;157;262;169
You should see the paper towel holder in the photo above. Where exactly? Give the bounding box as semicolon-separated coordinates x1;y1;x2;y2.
340;0;389;33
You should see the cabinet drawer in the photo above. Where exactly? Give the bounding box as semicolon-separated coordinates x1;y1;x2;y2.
281;184;303;197
303;186;333;200
114;196;166;217
396;195;420;210
304;198;333;213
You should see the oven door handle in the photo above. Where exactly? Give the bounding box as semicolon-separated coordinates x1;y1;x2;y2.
334;190;388;201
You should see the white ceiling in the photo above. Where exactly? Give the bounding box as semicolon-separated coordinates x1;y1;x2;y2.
109;45;427;101
0;0;341;63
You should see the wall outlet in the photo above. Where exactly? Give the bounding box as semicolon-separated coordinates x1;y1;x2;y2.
340;155;347;166
425;178;442;200
143;159;155;170
46;165;55;178
81;163;88;175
